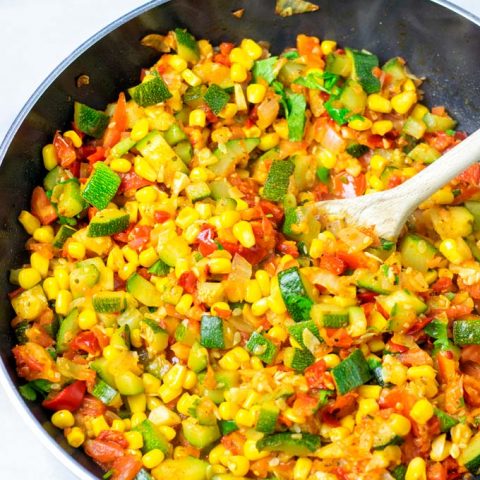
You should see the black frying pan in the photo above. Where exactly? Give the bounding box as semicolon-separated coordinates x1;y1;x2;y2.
0;1;479;478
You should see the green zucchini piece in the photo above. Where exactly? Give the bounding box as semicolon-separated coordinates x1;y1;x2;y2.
367;356;386;386
87;209;130;237
245;332;278;365
188;341;209;372
390;465;407;480
148;259;170;276
116;371;144;396
92;291;127;313
182;418;221;449
339;80;367;114
164;123;188;146
135;469;153;480
44;165;68;191
402;117;426;140
110;137;137;158
91;379;120;406
257;432;321;456
53;225;76;248
288;320;321;349
256;405;280;433
434;408;459;433
346;48;381;94
174;140;193;165
382;57;407;84
311;304;350;327
51;179;86;218
325;53;352;77
200;315;225;349
56;308;80;353
465;201;480;232
346;142;369;158
90;357;116;387
82;163;121;210
126;273;163;307
204;84;230;115
128;76;172;107
459;433;480;474
186;182;211;202
150;458;208;480
219;420;238;435
356;268;395;294
175;321;198;346
184;85;205;106
69;261;101;298
284;347;315;372
373;432;403;450
453;319;480;345
423;113;456;133
278;267;313;322
331;349;372;395
376;289;427;317
278;60;304;85
209;138;260;177
282;206;321;246
209;179;232;200
74;101;109;138
262;159;295;201
407;142;441;164
399;234;437;273
141;318;169;353
174;28;200;63
133;419;169;454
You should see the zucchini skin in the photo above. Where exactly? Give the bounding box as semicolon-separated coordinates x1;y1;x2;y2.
278;267;313;322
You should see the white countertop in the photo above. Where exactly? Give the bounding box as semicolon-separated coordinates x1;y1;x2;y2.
0;0;479;478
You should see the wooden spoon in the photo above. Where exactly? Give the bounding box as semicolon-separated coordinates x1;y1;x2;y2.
312;128;480;240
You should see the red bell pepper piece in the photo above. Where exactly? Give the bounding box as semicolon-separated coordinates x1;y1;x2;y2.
42;380;86;412
31;186;58;225
103;92;127;148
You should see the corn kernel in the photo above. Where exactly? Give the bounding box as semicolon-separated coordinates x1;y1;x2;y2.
110;158;132;173
163;364;187;390
251;297;269;316
134;156;157;182
320;39;337;55
209;444;227;465
407;365;437;380
370;154;387;172
245;279;262;304
42;277;59;301
235;408;255;427
66;427;85;448
64;130;82;148
18;210;41;235
243;439;269;460
258;132;280;151
230;63;248;82
78;309;97;330
403;79;417;92
388;414;412;436
42;144;58;170
430;434;450;462
410;398;434;425
175;293;193;316
55;289;72;315
243;125;262;138
451;423;472;447
229;48;254;70
233;221;255;248
358;385;382;399
139;247;158;267
33;225;54;243
130;118;150;142
208;257;232;274
142;448;165;469
54;267;69;290
51;410;75;429
30;252;49;278
348;116;373;131
136;185;158;203
218;102;238;120
189;109;206;127
371;120;394;136
391;91;417;114
247;84;267;104
241;38;263;60
18;268;42;290
411;104;429;122
67;241;86;260
356;398;379;422
183;370;197;390
125;431;144;450
405;457;426;480
168;54;188;72
181;68;202;86
368;94;392;113
322;353;340;368
91;415;110;437
227;456;250;477
293;457;312;480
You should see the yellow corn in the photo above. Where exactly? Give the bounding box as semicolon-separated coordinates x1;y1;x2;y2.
51;410;75;429
134;156;157;182
243;439;269;460
227;456;250;477
30;252;49;278
163;364;187;390
64;130;82;148
175;293;193;316
368;94;392;113
169;54;188;72
91;415;110;437
255;270;270;296
356;398;379;423
42;144;58;170
230;63;248;83
246;83;267;104
243;125;262;138
412;104;429;122
388;414;412;436
209;444;227;465
54;267;69;290
235;408;255;427
259;132;280;151
220;102;239;120
135;185;158;203
322;353;340;368
209;257;232;274
18;268;42;290
142;449;165;469
67;241;86;260
370;154;387;172
451;423;472;447
229;48;254;70
131;118;150;142
125;431;144;450
410;398;434;425
371;120;393;136
33;225;54;243
110;158;132;173
244;279;262;304
293;458;313;480
439;238;471;264
181;68;202;86
407;365;437;380
241;38;263;60
66;427;85;448
430;434;450;462
251;298;269;316
403;78;417;92
348;116;373;131
405;457;426;480
42;277;59;300
78;309;97;330
18;210;41;235
391;91;417;114
233;221;255;248
358;385;382;399
138;247;158;267
189;109;206;127
176;393;196;416
55;289;72;315
158;425;176;441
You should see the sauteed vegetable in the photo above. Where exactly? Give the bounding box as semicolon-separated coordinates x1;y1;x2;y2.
10;28;480;480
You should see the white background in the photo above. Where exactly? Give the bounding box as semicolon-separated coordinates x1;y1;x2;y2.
0;0;479;478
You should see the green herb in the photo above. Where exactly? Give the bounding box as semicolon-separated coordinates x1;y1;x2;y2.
324;97;350;125
286;92;307;141
424;318;453;351
316;167;330;184
380;238;395;251
252;57;279;84
283;51;300;60
452;189;461;197
19;379;53;401
445;129;456;136
294;71;339;94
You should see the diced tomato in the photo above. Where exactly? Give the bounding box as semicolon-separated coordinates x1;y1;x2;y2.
407;316;433;334
118;171;153;193
53;131;76;167
457;163;480;186
292;393;319;417
42;381;86;412
84;439;124;465
332;173;366;198
398;348;433;366
320;254;346;275
250;457;271;479
464;374;480;407
431;276;453;293
304;360;328;389
77;144;97;159
77;395;107;418
321;392;357;426
335;250;372;270
97;430;128;449
103;92;127;148
425;131;456;152
220;241;269;266
69;331;101;356
386;340;408;353
312;182;330;201
276;240;299;257
25;324;54;348
387;174;404;189
259;200;284;224
178;271;198;294
86;146;106;164
323;327;353;348
128;224;152;251
196;225;218;257
379;387;416;415
297;34;320;56
154;210;171;223
220;431;245;455
111;455;142;480
31;186;58;225
13;342;59;382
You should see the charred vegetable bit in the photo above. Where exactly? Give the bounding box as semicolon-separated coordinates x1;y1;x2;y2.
10;27;478;480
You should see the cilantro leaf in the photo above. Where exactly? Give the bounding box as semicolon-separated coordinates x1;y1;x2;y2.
19;379;53;402
316;167;330;184
424;318;453;351
294;71;340;94
380;239;395;251
324;97;350;125
19;384;37;402
286;92;306;142
272;81;288;113
252;57;279;85
283;51;300;60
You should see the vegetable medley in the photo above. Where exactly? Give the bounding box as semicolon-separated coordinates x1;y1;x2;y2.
10;27;480;480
